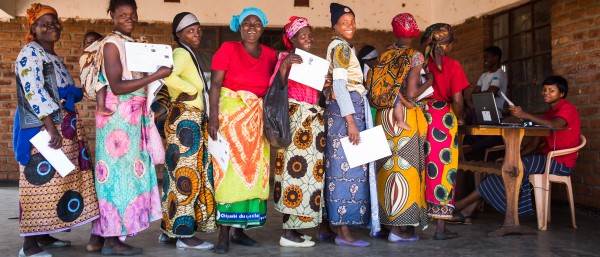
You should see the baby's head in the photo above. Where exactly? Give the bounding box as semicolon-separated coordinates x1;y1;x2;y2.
83;31;103;49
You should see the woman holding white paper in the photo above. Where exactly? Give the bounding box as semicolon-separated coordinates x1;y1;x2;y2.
90;0;173;255
207;7;277;254
157;12;216;250
14;4;100;256
270;16;331;248
323;3;374;247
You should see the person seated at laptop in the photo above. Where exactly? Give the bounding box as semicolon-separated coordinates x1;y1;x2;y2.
463;46;507;158
450;76;581;223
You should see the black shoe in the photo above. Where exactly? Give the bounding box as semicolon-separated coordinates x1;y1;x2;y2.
433;231;459;240
230;236;259;246
214;243;229;254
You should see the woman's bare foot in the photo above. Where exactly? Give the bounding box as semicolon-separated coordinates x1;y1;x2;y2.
86;234;104;252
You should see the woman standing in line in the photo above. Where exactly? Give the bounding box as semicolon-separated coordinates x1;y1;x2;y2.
208;7;277;254
90;0;172;255
420;23;469;240
158;12;216;251
372;13;431;243
324;3;373;247
14;3;100;257
271;16;330;248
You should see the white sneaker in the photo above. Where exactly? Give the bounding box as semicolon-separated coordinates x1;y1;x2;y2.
279;237;315;248
18;248;52;257
176;239;214;250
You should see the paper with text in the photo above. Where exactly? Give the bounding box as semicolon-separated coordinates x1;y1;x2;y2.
125;42;173;73
208;133;230;172
288;48;330;91
29;130;75;177
340;125;392;168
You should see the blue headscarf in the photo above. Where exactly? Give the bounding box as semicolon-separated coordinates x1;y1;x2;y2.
230;7;268;32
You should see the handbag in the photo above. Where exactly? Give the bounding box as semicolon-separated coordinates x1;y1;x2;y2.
263;71;291;148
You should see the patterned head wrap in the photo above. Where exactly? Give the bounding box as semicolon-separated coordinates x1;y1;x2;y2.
421;23;454;71
230;7;268;32
25;3;58;43
391;13;419;38
282;16;310;50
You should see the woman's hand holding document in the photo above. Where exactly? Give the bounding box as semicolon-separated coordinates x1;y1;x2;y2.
30;130;75;177
288;48;330;91
340;125;392;168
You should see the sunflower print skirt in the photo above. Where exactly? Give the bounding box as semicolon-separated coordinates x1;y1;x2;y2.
19;110;99;236
161;103;217;237
273;99;325;229
422;100;459;219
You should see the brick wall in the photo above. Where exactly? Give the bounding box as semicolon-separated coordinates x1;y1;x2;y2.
551;0;600;209
0;17;392;182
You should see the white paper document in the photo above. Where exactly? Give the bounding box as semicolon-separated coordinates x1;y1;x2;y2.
288;48;330;91
416;86;434;101
208;133;230;172
29;130;75;177
500;91;514;106
125;42;173;73
340;125;392;168
146;79;164;112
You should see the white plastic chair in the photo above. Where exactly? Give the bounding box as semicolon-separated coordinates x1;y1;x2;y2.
529;135;586;230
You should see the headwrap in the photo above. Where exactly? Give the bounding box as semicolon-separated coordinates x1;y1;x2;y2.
421;23;454;71
330;3;354;27
391;13;419;38
25;3;58;43
282;16;310;50
173;12;200;37
361;49;378;60
230;7;268;32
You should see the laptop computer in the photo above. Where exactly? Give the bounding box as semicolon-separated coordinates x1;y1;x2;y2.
472;93;522;126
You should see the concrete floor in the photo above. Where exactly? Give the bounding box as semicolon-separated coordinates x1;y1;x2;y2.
1;186;599;257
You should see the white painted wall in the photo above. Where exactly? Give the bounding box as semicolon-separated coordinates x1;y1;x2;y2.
7;0;524;30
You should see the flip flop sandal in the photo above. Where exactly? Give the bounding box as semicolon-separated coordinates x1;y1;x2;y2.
447;212;472;225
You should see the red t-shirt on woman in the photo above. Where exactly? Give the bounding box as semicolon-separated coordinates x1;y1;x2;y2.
428;56;470;102
211;41;277;97
540;99;581;168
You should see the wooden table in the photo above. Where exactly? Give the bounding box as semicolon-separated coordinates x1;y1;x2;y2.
459;125;554;237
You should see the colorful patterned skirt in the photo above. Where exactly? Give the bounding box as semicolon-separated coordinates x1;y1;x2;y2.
324;92;371;227
273;99;325;229
375;104;429;227
213;88;269;229
160;102;216;237
422;100;459;219
19;110;99;236
92;89;162;237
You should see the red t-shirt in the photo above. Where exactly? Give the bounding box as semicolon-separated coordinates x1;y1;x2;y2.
211;41;277;97
540;99;581;167
428;56;470;102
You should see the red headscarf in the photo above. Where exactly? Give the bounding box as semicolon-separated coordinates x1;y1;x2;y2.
391;13;419;38
25;3;58;43
282;16;310;50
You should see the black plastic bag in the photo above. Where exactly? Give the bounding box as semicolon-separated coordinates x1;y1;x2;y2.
263;72;291;148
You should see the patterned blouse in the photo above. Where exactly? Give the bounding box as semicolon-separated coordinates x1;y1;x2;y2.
326;36;365;96
16;42;74;119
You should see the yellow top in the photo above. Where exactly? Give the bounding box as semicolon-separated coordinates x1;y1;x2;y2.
164;48;205;110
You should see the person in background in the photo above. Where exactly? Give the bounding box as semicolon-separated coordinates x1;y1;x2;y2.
463;46;507;156
158;12;216;251
420;23;469;240
357;45;380;125
90;0;172;255
83;31;102;50
452;76;581;223
208;7;277;254
15;3;100;257
324;3;374;248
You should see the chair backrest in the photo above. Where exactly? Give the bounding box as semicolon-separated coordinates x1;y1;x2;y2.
545;135;586;175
